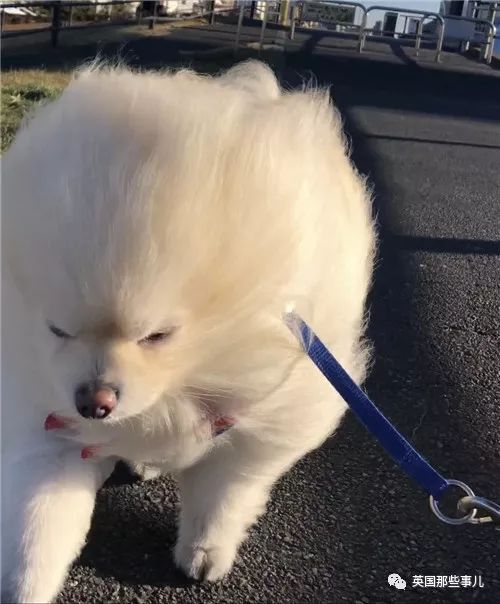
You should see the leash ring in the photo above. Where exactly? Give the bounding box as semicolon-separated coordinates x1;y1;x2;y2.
429;479;477;525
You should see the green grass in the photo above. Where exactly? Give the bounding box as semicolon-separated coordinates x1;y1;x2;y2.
0;60;225;153
1;71;69;152
0;55;242;152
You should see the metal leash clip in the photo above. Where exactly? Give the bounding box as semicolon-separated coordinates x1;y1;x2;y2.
429;479;500;528
457;495;500;526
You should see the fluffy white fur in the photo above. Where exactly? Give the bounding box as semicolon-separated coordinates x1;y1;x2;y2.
1;61;375;603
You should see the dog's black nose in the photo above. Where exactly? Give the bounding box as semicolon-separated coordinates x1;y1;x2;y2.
75;382;119;419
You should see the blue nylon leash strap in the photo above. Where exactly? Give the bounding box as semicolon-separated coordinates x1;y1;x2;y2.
284;312;450;501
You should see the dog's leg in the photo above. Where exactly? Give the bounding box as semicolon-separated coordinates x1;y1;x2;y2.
1;448;114;603
174;371;345;583
174;432;314;581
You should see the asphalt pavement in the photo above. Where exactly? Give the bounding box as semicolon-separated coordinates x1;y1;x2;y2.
3;20;500;604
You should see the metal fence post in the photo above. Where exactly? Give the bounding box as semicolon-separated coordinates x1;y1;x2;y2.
290;2;298;40
415;17;424;56
258;1;269;54
149;1;158;29
357;10;367;52
435;17;444;62
51;1;61;48
484;24;496;64
250;1;257;21
234;1;245;55
209;1;216;25
279;0;291;26
481;29;489;62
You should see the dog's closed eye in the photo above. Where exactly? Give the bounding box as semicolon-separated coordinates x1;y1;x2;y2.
138;328;177;346
48;323;74;339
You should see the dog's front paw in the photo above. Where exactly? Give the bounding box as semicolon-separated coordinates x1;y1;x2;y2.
44;413;112;460
174;538;238;581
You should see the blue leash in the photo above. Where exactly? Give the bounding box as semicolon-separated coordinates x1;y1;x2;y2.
284;312;500;525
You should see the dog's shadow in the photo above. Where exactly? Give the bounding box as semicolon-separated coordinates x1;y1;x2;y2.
77;463;194;588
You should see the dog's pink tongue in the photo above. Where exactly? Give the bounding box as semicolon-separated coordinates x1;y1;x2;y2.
44;413;68;431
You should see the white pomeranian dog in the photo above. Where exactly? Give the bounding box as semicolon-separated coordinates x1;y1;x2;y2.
1;61;375;603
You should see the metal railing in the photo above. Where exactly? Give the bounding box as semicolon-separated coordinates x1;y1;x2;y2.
289;0;367;52
234;1;499;65
0;0;237;45
1;0;497;65
235;1;445;62
359;5;444;63
443;14;497;64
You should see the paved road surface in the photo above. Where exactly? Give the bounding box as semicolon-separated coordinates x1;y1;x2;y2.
3;21;500;604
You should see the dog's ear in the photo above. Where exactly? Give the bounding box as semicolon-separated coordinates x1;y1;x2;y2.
219;60;280;100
